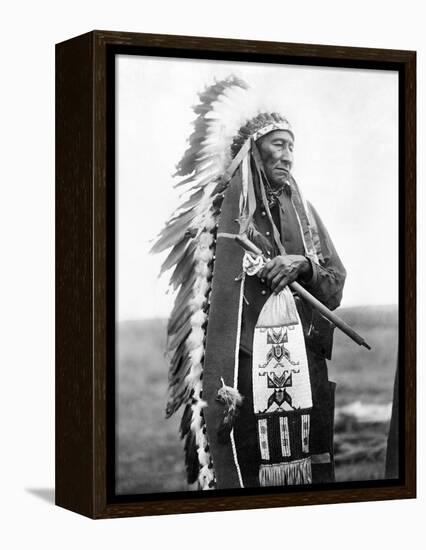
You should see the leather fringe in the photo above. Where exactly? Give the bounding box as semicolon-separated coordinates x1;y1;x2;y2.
259;457;312;486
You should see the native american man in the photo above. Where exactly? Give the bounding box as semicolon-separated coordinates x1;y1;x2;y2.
152;77;346;490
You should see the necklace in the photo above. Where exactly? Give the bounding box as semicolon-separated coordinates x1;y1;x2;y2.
264;180;292;208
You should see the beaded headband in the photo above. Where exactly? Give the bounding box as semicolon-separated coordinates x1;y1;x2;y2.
231;113;294;158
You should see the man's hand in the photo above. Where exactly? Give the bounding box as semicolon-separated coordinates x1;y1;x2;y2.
260;255;312;294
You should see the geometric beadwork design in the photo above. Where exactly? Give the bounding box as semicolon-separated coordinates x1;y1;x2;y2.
279;416;291;457
301;414;310;454
257;418;270;460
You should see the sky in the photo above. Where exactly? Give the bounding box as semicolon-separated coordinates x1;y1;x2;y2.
116;54;398;321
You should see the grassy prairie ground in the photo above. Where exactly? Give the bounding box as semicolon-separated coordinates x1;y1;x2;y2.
116;305;398;494
329;305;398;481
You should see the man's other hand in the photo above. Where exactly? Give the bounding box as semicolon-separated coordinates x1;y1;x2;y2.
260;255;312;294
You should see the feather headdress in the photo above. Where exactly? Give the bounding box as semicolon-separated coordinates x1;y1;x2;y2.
151;76;294;489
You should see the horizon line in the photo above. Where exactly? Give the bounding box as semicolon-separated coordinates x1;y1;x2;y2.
118;302;398;324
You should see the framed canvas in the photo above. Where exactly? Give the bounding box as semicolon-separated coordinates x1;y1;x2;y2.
55;30;416;519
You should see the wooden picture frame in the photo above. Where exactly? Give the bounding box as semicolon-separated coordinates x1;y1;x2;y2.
55;30;416;519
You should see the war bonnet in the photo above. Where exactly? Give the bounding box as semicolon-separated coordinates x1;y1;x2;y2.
151;77;302;490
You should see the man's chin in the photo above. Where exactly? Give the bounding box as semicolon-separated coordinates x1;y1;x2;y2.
271;174;289;187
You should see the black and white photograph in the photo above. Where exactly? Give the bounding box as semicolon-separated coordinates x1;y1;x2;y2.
115;54;400;495
3;0;423;542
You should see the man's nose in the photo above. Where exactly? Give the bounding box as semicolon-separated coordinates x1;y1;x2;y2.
280;147;292;163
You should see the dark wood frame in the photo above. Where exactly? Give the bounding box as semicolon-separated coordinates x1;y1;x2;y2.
56;30;416;519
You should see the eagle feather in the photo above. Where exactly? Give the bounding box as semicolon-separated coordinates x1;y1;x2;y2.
151;76;250;489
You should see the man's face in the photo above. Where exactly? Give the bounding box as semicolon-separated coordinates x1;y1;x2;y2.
257;130;294;188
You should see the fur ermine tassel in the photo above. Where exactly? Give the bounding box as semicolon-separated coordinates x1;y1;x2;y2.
259;458;312;487
216;377;243;443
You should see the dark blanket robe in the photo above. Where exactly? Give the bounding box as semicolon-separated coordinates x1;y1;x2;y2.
234;187;346;487
203;166;346;489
